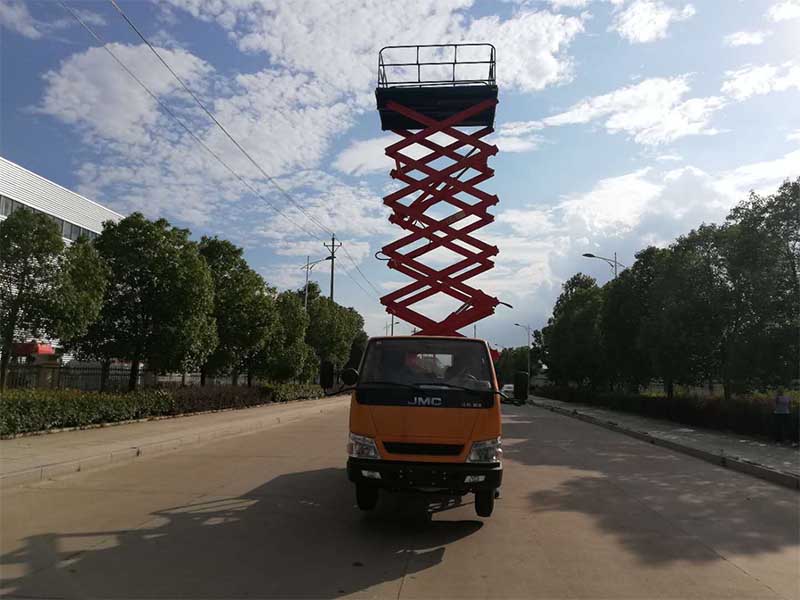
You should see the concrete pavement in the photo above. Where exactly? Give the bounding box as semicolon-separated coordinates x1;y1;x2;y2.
2;403;799;599
530;395;800;489
0;396;351;488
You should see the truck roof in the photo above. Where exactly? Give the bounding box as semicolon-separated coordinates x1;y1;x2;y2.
369;335;487;343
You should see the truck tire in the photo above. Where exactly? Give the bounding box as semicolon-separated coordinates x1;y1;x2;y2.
475;490;495;517
356;485;379;511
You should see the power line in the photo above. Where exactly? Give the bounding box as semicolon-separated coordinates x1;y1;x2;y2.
61;1;380;303
58;1;321;242
107;0;382;299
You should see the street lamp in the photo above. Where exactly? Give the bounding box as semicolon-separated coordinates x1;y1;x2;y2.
513;322;532;382
582;252;627;279
385;319;401;336
300;256;332;309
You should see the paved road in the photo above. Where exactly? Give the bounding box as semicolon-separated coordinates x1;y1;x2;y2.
2;404;798;599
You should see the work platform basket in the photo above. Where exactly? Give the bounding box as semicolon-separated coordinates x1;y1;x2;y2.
376;43;497;130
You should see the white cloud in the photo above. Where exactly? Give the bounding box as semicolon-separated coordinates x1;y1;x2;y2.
494;120;545;153
788;130;800;142
0;2;108;40
560;169;664;234
333;135;398;176
255;184;390;244
542;75;725;145
483;149;799;314
166;1;584;97
0;0;41;38
767;0;800;21
656;153;683;161
723;30;770;47
721;62;800;101
467;11;585;92
611;1;695;44
712;149;800;199
549;0;592;7
455;76;725;149
39;43;212;144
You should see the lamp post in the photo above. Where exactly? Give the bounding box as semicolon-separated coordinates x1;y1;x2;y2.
300;256;332;310
385;319;401;336
513;322;532;382
581;252;627;279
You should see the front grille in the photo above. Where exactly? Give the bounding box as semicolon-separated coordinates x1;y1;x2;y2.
383;442;463;456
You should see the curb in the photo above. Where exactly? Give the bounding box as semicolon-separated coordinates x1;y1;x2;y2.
1;395;326;440
1;397;349;491
529;398;800;492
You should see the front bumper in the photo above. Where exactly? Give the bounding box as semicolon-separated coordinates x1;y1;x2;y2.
348;458;502;493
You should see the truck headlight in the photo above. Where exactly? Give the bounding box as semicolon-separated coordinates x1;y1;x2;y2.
347;433;380;460
467;437;502;463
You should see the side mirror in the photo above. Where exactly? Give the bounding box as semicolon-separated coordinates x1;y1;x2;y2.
341;368;359;386
513;371;529;402
320;361;334;389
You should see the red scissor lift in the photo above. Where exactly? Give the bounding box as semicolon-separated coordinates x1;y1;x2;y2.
375;43;506;338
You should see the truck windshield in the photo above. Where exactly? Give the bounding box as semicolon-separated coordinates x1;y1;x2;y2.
360;338;493;390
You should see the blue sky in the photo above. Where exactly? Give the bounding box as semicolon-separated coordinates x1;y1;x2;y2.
2;0;799;346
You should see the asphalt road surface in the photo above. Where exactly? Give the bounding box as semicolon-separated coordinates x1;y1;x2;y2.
2;403;798;599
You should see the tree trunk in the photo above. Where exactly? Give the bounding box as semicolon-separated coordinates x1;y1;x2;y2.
665;376;674;400
0;345;10;391
100;359;111;392
1;302;20;392
723;375;732;402
181;371;186;387
200;364;207;387
247;369;253;388
231;369;239;386
128;357;140;392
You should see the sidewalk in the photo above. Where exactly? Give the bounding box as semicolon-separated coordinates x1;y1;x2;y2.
0;395;351;489
530;396;800;490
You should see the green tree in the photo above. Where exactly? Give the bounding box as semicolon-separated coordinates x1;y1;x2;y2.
543;273;604;388
723;179;800;390
0;209;106;389
88;213;216;390
600;247;662;392
495;346;531;385
198;237;276;386
305;285;365;369
261;291;310;382
345;330;369;370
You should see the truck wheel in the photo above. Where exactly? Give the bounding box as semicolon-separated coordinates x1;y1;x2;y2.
475;490;495;517
356;485;379;511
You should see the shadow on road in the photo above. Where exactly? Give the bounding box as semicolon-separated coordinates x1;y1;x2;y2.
1;467;481;598
501;407;800;566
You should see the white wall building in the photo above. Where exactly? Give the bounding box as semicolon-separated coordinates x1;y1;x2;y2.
1;156;124;367
0;156;123;239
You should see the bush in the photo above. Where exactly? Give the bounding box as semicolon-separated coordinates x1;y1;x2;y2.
532;385;799;442
262;383;324;403
0;383;324;436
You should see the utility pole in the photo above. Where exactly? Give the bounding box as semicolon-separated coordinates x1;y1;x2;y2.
299;255;331;310
514;322;532;380
303;256;311;310
323;234;342;301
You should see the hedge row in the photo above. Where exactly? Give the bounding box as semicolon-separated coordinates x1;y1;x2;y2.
533;385;799;442
0;383;324;436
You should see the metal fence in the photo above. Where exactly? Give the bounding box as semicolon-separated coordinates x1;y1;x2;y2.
3;365;241;391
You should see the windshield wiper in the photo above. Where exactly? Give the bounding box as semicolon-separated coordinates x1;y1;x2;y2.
414;381;498;394
358;380;419;390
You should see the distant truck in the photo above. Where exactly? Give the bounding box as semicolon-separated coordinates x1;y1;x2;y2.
338;336;504;517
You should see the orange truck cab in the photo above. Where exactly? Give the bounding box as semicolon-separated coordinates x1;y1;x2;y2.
341;336;503;517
